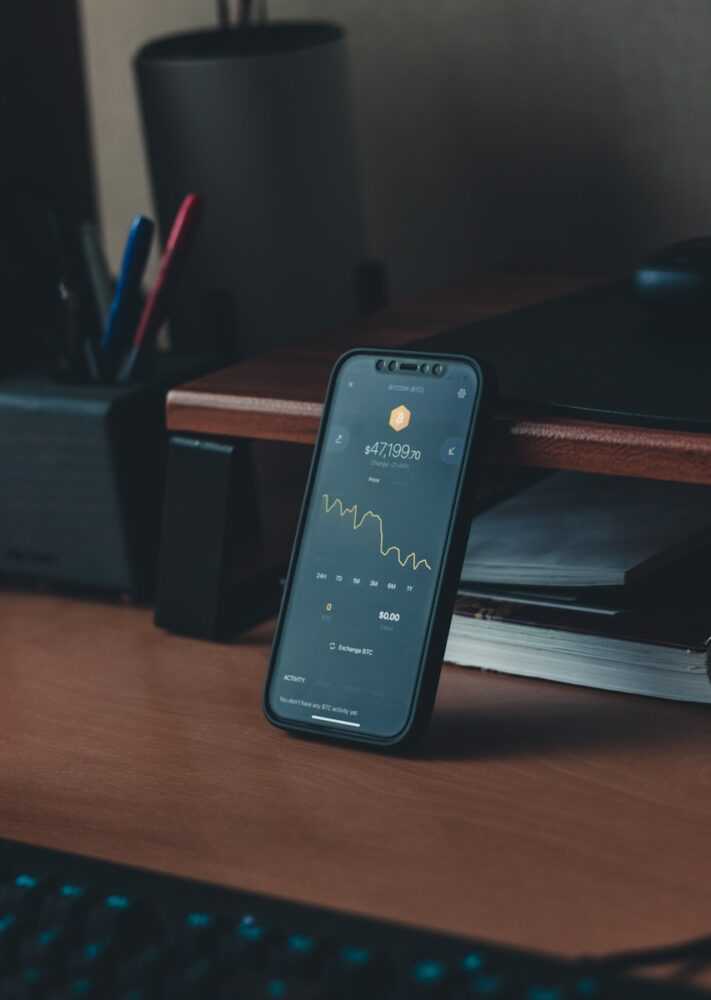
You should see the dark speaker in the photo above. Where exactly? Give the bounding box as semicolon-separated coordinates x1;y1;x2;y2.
154;434;284;639
135;22;366;360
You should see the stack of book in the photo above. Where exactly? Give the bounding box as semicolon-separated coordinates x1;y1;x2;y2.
445;472;711;703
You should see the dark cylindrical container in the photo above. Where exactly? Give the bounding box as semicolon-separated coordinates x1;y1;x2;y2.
135;23;366;359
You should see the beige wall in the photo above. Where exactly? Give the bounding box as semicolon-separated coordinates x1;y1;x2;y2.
80;0;711;298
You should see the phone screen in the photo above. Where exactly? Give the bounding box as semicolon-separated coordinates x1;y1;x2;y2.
266;354;479;740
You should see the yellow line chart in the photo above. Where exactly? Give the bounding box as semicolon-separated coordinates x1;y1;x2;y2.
322;494;432;572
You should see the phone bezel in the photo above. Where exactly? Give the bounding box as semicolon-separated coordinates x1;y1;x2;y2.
262;348;486;747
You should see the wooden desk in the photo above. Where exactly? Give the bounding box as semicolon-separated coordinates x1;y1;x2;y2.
3;588;711;963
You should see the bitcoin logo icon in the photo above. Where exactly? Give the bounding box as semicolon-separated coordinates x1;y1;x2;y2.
389;404;411;432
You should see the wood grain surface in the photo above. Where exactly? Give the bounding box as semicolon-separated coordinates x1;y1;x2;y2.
2;588;711;966
167;272;596;447
166;271;711;485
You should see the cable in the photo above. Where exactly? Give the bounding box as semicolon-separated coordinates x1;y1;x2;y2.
578;934;711;985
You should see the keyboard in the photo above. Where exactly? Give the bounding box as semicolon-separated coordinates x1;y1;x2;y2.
0;838;705;999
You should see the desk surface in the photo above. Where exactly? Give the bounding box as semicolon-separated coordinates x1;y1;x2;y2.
3;588;711;962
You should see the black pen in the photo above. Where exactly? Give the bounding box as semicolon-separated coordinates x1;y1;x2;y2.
55;277;101;383
80;221;114;330
45;210;95;382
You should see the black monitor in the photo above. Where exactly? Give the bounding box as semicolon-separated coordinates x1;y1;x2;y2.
0;1;95;374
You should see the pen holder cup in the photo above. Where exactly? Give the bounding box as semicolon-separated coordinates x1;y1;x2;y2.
0;375;167;598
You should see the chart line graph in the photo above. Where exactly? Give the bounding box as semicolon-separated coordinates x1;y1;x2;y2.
322;494;432;572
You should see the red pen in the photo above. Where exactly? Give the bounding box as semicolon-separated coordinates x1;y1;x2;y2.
117;193;203;383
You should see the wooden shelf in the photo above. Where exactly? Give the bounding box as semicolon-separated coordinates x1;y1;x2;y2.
167;271;711;484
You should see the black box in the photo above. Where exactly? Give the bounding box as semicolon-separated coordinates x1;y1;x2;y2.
0;375;166;597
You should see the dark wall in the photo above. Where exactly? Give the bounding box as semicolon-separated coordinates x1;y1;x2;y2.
82;1;711;298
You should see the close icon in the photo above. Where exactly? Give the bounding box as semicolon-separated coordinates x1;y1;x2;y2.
440;437;465;464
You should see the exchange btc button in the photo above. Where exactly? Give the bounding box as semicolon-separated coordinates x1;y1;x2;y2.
440;437;465;464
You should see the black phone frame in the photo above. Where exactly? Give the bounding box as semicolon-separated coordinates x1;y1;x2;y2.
262;347;493;749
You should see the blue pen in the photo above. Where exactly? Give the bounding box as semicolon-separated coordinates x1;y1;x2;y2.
101;215;154;380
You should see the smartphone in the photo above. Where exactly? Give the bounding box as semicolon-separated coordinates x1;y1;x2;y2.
264;349;491;747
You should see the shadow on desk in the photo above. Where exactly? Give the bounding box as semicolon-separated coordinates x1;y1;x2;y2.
424;665;708;762
235;620;707;764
